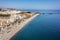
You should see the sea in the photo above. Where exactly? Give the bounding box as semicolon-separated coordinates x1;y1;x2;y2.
11;9;60;40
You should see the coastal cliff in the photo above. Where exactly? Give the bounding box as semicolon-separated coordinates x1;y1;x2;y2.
0;8;39;40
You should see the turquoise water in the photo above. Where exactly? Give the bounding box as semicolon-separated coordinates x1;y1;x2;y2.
11;10;60;40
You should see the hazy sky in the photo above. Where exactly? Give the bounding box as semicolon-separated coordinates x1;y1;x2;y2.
0;0;60;10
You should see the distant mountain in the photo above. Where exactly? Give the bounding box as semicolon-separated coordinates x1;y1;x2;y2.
20;9;60;14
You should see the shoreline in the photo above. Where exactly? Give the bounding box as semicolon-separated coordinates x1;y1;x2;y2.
2;14;39;40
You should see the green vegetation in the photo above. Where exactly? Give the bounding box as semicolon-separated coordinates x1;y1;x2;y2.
0;13;11;17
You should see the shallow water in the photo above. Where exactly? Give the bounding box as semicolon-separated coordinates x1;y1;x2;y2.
11;10;60;40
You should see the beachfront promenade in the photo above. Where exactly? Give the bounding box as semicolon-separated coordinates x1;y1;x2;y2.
2;14;39;40
0;14;39;40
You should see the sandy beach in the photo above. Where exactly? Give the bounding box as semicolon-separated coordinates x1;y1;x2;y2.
2;14;39;40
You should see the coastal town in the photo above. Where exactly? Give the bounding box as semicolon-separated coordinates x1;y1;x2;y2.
0;8;39;40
